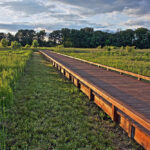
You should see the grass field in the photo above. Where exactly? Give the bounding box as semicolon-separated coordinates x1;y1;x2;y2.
46;47;150;77
0;49;32;149
0;47;146;149
0;49;32;106
4;52;143;149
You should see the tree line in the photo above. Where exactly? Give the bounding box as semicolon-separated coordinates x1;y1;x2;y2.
0;27;150;49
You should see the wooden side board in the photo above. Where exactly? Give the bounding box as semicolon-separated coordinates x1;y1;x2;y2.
40;51;150;150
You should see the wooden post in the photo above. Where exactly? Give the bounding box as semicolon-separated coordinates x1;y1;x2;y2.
89;88;93;100
77;79;80;89
128;122;135;138
71;76;74;82
63;69;66;76
128;121;132;137
112;105;118;122
75;78;80;89
59;66;61;71
56;64;58;69
69;73;71;80
55;63;57;68
66;72;71;80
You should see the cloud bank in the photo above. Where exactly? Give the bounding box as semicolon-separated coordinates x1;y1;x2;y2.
0;0;150;33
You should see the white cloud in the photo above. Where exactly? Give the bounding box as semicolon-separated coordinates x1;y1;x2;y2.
0;0;150;33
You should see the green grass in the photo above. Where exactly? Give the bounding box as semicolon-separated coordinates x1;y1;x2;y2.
4;52;143;149
47;47;150;77
0;49;32;106
0;48;32;149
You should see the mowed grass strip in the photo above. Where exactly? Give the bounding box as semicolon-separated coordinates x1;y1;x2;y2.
5;52;143;150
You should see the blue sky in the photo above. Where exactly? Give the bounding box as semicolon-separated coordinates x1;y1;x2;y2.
0;0;150;33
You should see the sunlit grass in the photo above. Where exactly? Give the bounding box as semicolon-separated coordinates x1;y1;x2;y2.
0;48;32;149
0;49;32;106
48;47;150;77
5;52;143;149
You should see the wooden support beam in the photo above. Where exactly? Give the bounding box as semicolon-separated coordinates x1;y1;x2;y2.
89;88;94;100
128;121;135;139
74;78;80;89
61;68;65;75
68;73;71;80
65;72;71;80
112;105;118;122
77;79;80;89
128;121;132;137
63;69;66;76
71;76;74;82
56;64;58;69
58;66;61;71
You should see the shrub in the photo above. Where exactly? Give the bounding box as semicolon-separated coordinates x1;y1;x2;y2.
11;41;22;50
57;45;64;48
125;46;135;53
144;52;150;57
63;41;73;47
32;40;39;48
107;47;111;51
109;46;116;50
120;46;124;51
25;44;30;49
0;38;8;47
104;46;111;51
97;45;102;49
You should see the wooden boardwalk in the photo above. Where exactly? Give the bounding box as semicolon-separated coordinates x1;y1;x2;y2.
40;50;150;149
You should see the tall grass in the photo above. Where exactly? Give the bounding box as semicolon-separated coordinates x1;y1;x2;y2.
0;49;32;149
50;47;150;77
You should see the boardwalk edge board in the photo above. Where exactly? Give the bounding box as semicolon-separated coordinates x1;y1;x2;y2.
39;50;150;150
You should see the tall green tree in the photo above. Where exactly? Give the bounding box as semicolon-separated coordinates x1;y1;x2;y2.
61;28;71;47
6;33;15;45
0;27;150;49
134;28;149;48
37;30;46;46
49;30;62;45
0;33;6;41
15;30;36;46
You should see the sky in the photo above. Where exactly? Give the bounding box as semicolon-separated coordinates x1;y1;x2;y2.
0;0;150;34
